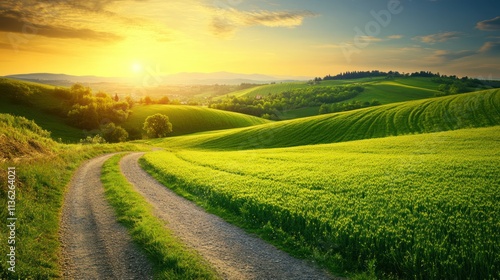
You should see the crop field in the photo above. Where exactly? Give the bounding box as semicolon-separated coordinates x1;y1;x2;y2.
141;126;500;279
150;89;500;150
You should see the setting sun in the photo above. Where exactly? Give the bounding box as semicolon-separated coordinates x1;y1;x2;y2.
131;62;143;74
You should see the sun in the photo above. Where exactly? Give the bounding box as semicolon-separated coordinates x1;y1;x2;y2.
131;62;143;74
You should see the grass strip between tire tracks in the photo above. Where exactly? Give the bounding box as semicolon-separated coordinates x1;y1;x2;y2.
101;153;219;280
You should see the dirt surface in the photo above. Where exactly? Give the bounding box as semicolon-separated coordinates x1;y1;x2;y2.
120;152;335;280
59;154;153;279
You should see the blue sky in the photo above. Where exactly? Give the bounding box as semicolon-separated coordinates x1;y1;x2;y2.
0;0;498;78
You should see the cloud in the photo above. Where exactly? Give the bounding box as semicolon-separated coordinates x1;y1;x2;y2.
431;49;477;61
476;16;500;31
0;11;123;42
479;41;500;54
387;34;403;39
0;0;159;43
413;31;461;44
358;36;383;43
210;8;317;37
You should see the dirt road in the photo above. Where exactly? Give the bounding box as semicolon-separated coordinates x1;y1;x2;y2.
120;152;334;280
59;154;152;279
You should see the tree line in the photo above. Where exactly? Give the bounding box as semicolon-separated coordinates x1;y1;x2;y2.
209;85;365;119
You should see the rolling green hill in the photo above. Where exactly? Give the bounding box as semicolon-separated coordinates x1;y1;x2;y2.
123;104;271;137
219;77;439;102
150;89;500;150
211;77;447;120
0;78;84;142
0;78;271;141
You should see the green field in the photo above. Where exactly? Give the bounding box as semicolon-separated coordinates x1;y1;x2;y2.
142;126;500;279
123;105;270;137
140;88;500;278
150;89;500;150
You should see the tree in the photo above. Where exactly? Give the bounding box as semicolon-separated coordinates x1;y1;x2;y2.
143;113;173;138
101;122;128;143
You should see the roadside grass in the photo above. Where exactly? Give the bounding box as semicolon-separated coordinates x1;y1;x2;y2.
0;115;150;279
100;154;219;280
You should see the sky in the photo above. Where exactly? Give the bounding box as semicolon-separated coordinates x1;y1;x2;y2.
0;0;499;79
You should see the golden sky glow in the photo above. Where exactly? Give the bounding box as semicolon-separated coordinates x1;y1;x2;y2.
0;0;499;79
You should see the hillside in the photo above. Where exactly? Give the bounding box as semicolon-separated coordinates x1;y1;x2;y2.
0;114;58;160
0;78;86;142
151;89;500;150
122;105;271;137
210;77;447;120
0;78;270;142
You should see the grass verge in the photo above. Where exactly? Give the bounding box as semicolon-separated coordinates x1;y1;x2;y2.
100;154;219;280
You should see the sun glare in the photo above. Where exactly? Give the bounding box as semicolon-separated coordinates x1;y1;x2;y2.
131;62;143;74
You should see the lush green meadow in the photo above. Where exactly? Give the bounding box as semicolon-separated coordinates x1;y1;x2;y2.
141;126;500;279
150;89;500;150
122;104;270;137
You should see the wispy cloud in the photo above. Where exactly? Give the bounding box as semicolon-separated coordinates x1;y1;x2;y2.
0;0;170;44
0;10;122;42
476;16;500;31
210;8;317;37
431;49;477;62
387;34;403;39
413;31;461;44
479;41;500;54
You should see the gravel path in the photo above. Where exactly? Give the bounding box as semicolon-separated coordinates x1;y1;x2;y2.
59;154;153;279
120;152;334;280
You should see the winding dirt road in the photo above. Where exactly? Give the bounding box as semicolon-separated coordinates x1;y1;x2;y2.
120;152;334;280
59;152;335;279
59;154;153;279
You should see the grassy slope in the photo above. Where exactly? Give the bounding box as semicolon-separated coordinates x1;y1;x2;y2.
219;77;439;103
142;126;500;279
149;89;499;150
123;104;270;137
0;78;83;142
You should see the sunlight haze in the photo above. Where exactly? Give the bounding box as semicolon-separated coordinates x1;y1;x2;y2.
0;0;499;78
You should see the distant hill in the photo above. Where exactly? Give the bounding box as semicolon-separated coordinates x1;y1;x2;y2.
4;72;310;86
153;89;500;150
